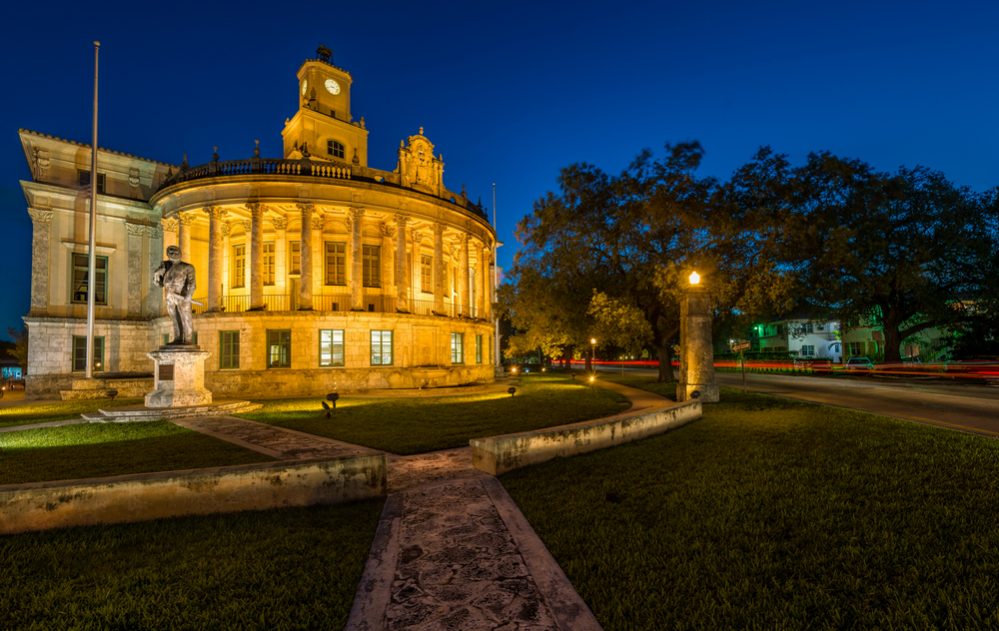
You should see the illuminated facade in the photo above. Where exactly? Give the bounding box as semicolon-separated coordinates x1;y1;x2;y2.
20;48;496;398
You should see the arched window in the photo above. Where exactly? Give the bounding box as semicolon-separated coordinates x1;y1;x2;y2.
327;140;345;159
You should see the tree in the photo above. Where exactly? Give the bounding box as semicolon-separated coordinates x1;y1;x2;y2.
789;154;993;362
6;327;28;374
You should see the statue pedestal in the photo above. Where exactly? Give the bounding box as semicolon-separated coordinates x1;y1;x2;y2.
145;346;213;408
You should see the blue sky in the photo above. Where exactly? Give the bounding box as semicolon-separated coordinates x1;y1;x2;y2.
2;0;998;338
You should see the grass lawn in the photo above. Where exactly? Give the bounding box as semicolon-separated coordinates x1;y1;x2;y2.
0;499;383;629
241;373;631;454
0;398;145;428
502;386;999;629
0;422;273;485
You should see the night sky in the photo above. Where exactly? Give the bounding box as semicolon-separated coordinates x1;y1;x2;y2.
2;0;998;339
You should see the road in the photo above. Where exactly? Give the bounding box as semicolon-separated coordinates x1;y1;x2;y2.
602;367;999;438
714;372;999;437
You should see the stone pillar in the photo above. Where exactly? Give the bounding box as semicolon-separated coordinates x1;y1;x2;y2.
394;214;410;312
160;217;179;252
126;223;144;316
221;222;232;310
272;215;288;309
380;222;393;310
349;208;365;310
476;242;487;319
311;213;324;307
460;233;470;317
248;203;264;310
27;208;53;313
178;212;194;261
433;222;445;313
145;225;164;317
677;275;719;403
298;202;313;310
206;206;226;312
146;347;212;408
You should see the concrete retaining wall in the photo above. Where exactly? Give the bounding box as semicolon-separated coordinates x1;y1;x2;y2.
471;400;702;475
0;454;386;535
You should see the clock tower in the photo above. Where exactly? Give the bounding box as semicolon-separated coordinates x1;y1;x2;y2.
281;45;369;167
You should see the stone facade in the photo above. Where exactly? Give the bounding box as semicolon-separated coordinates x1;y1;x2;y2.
19;48;497;399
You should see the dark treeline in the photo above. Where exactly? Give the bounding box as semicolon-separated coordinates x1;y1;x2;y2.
500;143;999;379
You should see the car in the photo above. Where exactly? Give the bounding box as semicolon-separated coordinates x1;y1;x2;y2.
845;356;875;370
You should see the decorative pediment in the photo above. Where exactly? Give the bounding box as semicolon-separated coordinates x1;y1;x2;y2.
396;127;445;196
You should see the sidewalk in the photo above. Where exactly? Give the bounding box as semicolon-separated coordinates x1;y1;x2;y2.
168;381;671;630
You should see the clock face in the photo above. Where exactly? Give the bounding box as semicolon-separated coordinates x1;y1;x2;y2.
301;79;308;96
325;78;341;95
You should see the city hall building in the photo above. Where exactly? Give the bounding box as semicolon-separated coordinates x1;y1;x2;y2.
19;47;497;398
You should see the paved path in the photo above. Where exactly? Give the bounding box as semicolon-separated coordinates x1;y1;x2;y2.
167;382;670;630
171;415;380;460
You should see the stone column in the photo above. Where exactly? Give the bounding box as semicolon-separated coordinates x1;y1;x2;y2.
272;215;288;309
206;206;226;312
433;222;445;313
298;202;313;310
311;213;324;308
380;222;394;312
394;215;410;312
126;223;144;316
145;225;164;317
221;222;232;309
248;203;264;310
178;212;194;260
160;217;179;252
349;208;365;310
677;275;719;403
27;208;53;313
460;233;470;317
476;242;487;319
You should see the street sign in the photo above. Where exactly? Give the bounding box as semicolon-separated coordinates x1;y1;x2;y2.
732;341;751;352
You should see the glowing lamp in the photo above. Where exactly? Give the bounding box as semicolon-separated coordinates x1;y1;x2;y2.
590;337;597;346
688;271;701;286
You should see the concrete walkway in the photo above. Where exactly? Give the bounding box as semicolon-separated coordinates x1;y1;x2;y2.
166;381;671;630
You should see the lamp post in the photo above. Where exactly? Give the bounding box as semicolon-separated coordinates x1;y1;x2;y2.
677;270;719;402
589;337;597;374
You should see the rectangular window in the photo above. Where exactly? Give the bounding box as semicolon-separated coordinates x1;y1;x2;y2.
370;330;393;366
801;345;815;357
420;254;433;293
451;332;464;364
266;329;291;368
71;253;108;305
325;242;347;285
219;330;240;369
319;329;345;367
475;334;483;364
72;335;105;372
78;170;106;193
289;241;301;275
362;245;381;288
848;342;864;356
327;140;345;159
232;244;246;288
803;323;814;334
263;242;275;285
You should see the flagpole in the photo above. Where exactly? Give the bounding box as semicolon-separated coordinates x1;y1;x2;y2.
85;41;100;379
492;182;501;375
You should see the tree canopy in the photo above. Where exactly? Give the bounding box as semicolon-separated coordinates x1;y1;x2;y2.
501;142;997;369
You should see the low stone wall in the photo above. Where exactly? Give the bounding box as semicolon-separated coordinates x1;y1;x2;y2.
471;400;702;475
0;454;386;535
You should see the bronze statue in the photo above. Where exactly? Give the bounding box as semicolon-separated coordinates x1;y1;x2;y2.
153;245;196;345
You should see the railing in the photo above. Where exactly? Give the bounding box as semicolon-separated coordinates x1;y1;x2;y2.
159;157;352;189
155;157;490;220
190;292;487;319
